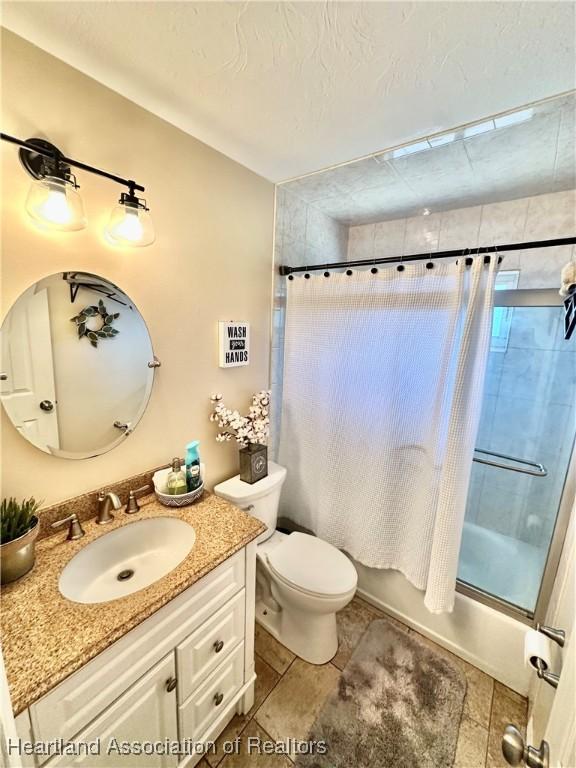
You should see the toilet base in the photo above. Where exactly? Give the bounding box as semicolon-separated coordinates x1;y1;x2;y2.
255;597;282;640
255;597;340;665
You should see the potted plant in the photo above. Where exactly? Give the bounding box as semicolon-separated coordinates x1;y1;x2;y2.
0;497;40;584
210;390;271;484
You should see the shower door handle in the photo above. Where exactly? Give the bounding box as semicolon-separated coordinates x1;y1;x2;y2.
473;449;547;477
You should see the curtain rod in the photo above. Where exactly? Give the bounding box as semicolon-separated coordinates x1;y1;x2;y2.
278;236;576;276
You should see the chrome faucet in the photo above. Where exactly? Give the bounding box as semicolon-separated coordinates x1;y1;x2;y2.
97;491;122;524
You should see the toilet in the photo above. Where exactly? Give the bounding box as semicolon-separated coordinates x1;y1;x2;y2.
214;462;357;665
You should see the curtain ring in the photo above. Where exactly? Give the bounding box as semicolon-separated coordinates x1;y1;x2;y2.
397;251;405;272
371;248;378;275
426;250;434;270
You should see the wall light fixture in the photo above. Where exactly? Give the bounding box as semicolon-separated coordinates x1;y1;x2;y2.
1;134;154;246
106;191;155;247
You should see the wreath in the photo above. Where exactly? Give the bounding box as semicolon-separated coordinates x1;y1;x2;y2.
71;299;120;348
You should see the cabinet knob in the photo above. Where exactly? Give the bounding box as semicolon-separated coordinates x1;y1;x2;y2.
213;692;224;707
165;677;177;693
213;640;225;654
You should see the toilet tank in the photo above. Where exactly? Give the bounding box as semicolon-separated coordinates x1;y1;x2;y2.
214;461;287;542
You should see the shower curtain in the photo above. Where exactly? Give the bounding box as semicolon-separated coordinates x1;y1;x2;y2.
277;257;498;613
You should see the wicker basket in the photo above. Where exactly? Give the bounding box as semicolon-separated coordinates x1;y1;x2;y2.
153;463;205;508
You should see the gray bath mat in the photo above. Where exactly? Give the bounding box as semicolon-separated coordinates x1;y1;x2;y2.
296;619;466;768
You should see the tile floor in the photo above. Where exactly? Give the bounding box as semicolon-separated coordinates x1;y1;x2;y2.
198;597;527;768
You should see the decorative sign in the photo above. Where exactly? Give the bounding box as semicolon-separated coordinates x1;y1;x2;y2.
219;321;250;368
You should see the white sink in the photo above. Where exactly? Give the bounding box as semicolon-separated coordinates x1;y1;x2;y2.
59;517;196;604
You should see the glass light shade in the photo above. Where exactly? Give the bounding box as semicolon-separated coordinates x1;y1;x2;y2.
105;202;155;247
25;176;86;231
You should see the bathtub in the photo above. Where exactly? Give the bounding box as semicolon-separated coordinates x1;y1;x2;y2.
354;520;545;694
458;521;548;612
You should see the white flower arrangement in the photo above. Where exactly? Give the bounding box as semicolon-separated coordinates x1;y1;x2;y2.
210;390;271;448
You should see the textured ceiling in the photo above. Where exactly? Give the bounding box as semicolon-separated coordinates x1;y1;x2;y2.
282;94;576;225
2;2;575;181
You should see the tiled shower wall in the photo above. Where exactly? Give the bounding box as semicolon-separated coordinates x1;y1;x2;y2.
271;187;349;452
346;189;575;288
271;189;576;541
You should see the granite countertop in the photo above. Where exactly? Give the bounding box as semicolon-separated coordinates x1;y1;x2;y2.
0;492;265;715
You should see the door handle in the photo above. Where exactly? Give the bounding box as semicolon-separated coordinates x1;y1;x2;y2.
39;400;54;412
502;725;549;768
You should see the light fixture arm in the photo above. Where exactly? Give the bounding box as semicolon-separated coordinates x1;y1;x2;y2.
0;133;145;193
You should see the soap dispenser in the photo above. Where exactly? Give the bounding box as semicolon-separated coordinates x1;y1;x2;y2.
166;458;187;495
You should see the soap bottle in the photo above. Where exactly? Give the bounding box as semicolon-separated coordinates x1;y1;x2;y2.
185;441;202;491
167;458;187;495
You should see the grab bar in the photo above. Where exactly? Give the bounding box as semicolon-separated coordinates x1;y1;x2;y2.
473;449;548;477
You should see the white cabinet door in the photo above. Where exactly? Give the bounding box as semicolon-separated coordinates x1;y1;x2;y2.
14;710;36;768
45;654;178;768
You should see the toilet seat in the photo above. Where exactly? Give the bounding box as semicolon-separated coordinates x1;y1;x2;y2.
266;532;357;598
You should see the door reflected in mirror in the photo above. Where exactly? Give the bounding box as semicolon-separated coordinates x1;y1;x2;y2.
0;271;156;459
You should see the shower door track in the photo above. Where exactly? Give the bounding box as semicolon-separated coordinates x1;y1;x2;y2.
456;287;575;627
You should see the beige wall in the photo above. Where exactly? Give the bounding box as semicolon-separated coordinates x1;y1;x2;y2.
1;30;275;506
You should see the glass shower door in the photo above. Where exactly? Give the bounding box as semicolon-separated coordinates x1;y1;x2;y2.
457;296;576;616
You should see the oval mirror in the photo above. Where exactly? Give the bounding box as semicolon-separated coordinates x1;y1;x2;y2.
0;271;156;459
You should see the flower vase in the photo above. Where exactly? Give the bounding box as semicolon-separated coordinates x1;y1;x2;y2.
239;443;268;484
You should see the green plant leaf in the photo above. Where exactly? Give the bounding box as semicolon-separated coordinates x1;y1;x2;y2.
0;497;40;543
90;339;98;348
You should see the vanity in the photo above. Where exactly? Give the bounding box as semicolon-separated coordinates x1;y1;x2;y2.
0;270;266;766
2;493;265;768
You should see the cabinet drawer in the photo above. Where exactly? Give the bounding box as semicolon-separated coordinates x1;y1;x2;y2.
179;643;244;740
32;550;245;745
177;590;245;703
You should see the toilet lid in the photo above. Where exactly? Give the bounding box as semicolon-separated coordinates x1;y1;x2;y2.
267;532;358;597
